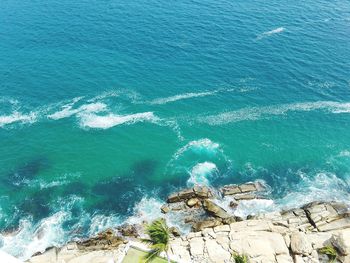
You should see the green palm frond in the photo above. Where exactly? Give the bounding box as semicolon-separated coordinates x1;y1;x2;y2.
141;218;171;263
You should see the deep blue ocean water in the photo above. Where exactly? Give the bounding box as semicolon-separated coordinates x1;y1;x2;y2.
1;0;350;259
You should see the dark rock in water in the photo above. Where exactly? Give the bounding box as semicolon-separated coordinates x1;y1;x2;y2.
192;219;223;232
220;182;264;197
167;186;214;203
169;226;181;237
187;198;200;208
203;199;231;219
193;186;214;199
77;228;125;251
117;224;138;237
229;201;239;208
161;204;170;214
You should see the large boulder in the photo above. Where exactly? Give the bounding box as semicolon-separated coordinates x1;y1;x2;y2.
331;229;350;256
290;232;313;255
203;199;231;219
192;219;222;232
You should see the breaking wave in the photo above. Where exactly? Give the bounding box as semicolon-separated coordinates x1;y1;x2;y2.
187;162;218;187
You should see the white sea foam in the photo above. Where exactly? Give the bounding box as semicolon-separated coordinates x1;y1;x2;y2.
0;112;37;128
148;87;252;105
150;91;216;105
48;101;106;120
257;27;285;40
276;172;350;210
79;111;159;129
126;197;192;234
187;162;218;187
172;138;221;161
199;101;350;125
126;197;163;226
0;212;69;260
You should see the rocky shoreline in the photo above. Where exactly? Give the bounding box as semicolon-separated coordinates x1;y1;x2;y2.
26;182;350;263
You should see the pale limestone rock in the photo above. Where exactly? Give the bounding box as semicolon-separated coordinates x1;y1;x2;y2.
318;217;350;232
276;254;294;263
215;233;230;251
187;231;202;239
230;231;289;262
294;255;305;263
28;247;57;263
213;224;230;233
189;237;204;256
230;220;271;233
170;242;192;263
205;239;231;263
284;234;291;248
202;228;216;239
306;232;332;250
290;232;313;255
331;229;350;255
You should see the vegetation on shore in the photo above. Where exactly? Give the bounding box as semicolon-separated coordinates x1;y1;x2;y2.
142;219;171;263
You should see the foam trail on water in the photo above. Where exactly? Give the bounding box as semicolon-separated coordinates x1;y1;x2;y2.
257;27;285;40
79;111;159;129
48;101;106;120
149;91;216;105
199;101;350;125
0;112;37;128
148;87;252;105
187;162;218;187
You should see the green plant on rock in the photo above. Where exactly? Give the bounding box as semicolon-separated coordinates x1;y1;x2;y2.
232;253;248;263
141;218;171;263
319;245;337;263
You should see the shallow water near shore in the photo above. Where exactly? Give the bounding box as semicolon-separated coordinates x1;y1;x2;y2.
1;0;350;259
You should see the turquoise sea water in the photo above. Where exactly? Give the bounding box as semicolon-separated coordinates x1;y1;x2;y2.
1;0;350;258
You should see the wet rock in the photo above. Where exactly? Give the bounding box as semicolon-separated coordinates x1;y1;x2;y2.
187;198;199;207
239;183;258;193
220;185;241;196
167;186;214;204
77;229;124;251
192;219;222;232
169;226;181;237
160;204;170;214
234;193;256;201
229;201;238;208
117;224;138;237
203;199;231;219
193;185;214;198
